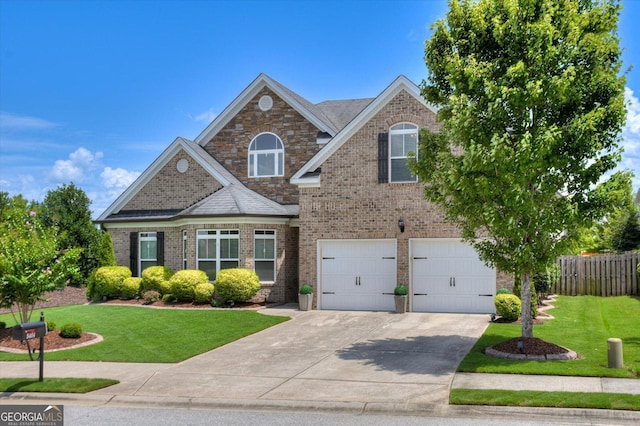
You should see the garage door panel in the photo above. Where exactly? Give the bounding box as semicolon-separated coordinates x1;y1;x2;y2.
411;239;496;314
320;240;396;311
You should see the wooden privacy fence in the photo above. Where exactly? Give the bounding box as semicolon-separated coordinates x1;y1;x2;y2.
554;253;640;296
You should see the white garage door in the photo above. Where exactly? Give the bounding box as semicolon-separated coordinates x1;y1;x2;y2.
319;239;397;311
411;239;495;313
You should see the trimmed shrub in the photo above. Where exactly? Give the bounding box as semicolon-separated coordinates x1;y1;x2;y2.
393;284;408;296
141;266;174;294
169;269;209;302
46;320;56;331
142;290;160;305
162;293;175;303
494;294;521;321
299;284;313;295
194;283;215;303
121;277;142;299
60;323;83;338
533;264;560;298
87;266;132;301
215;268;261;302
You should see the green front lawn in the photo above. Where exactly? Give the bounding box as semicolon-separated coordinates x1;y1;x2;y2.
458;295;640;378
450;389;640;411
0;305;289;363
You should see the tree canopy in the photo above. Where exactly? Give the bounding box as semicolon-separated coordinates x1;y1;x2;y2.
415;0;626;337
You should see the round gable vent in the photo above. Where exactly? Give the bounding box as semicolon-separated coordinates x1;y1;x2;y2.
258;95;273;111
176;159;189;173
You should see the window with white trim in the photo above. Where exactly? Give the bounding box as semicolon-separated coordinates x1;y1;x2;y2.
254;230;276;282
139;232;157;273
389;123;418;182
197;229;239;281
248;133;284;177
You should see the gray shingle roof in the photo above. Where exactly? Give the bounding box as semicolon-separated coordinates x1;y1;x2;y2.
315;98;375;132
181;185;298;217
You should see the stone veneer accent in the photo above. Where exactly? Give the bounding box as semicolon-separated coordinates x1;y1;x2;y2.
202;87;324;205
122;149;223;211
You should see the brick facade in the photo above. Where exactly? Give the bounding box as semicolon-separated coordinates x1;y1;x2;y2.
299;90;453;294
123;149;223;211
202;88;323;204
109;222;298;304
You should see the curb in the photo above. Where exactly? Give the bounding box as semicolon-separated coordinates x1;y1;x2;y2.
2;392;640;423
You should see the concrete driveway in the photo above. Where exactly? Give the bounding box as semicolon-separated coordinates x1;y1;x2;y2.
113;306;490;406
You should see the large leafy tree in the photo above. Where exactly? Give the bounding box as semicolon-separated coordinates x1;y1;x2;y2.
40;183;102;285
415;0;626;338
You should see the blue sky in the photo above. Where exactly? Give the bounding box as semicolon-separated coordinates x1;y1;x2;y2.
1;0;639;217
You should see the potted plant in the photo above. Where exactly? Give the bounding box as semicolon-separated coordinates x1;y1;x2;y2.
298;285;313;311
394;284;408;313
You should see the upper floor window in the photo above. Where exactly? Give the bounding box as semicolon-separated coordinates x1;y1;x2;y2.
248;133;284;177
389;123;418;183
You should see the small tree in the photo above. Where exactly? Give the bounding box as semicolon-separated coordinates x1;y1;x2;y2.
417;0;626;338
0;209;80;323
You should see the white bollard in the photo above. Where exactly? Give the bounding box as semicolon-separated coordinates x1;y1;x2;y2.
607;338;623;369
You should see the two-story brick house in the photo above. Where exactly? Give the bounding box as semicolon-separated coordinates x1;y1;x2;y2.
97;73;505;313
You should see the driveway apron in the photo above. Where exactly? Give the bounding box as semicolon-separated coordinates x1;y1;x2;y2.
119;307;489;406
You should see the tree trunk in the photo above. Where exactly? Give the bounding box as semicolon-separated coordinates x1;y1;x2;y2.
520;273;533;338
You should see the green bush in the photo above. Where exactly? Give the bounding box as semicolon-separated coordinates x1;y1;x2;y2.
87;266;132;301
169;270;209;302
59;323;83;338
162;294;175;303
533;264;560;297
194;283;215;303
142;290;160;304
393;284;408;296
496;288;511;295
494;294;521;321
121;277;142;299
141;266;174;294
299;284;313;295
0;321;6;329
215;268;261;302
46;320;56;331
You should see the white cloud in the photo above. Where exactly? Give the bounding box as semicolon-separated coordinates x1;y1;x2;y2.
622;88;640;191
190;108;217;123
100;167;140;188
0;112;59;129
49;147;103;183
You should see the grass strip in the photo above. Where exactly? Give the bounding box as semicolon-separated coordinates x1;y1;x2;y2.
450;389;640;411
0;378;119;393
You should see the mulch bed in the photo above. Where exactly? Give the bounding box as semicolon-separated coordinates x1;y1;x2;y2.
0;328;97;352
490;336;569;356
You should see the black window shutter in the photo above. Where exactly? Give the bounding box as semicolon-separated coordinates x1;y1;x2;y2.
378;132;389;183
130;232;138;276
157;232;164;266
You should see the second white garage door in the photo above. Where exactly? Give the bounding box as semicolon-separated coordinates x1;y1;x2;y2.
319;239;396;311
411;239;496;313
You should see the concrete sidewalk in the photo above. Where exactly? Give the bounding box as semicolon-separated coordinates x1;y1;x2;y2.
1;306;639;423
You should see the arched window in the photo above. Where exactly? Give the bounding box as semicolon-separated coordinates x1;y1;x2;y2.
248;133;284;177
389;123;418;182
